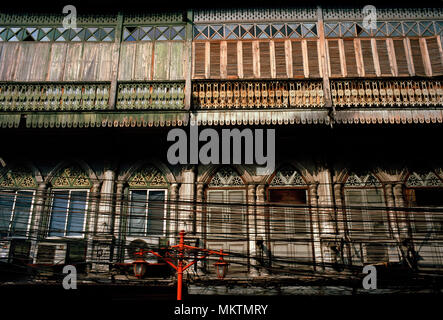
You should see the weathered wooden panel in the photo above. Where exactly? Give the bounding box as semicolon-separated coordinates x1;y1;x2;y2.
226;41;238;78
30;43;51;81
274;41;287;78
153;41;169;80
409;38;425;76
307;40;319;77
328;39;341;77
81;43;100;81
291;41;303;77
13;43;34;81
343;40;358;77
242;42;254;78
209;42;220;78
259;41;271;78
376;39;391;76
63;43;84;81
0;43;21;81
169;42;184;80
426;37;443;75
360;39;376;76
47;43;68;81
393;40;409;76
97;43;114;81
132;42;152;80
118;42;136;80
193;42;206;78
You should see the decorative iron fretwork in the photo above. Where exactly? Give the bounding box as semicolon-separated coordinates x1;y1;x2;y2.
192;80;324;109
193;23;317;40
331;79;443;107
123;26;186;41
345;173;382;187
324;20;442;38
209;167;244;187
52;166;91;188
0;167;37;189
193;8;318;23
0;13;118;26
406;172;443;187
123;12;184;25
128;165;168;187
322;8;443;21
270;165;306;186
0;26;115;42
116;82;185;110
0;83;110;111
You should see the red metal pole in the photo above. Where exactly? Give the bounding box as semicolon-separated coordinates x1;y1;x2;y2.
177;230;185;301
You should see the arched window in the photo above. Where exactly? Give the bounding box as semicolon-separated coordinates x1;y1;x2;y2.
127;165;168;237
344;173;388;264
267;165;312;268
0;166;37;238
48;166;91;238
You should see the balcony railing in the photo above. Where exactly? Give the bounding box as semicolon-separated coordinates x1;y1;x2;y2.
331;79;443;107
116;81;185;110
0;82;110;111
192;80;325;109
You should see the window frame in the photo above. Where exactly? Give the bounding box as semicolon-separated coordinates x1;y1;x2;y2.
0;189;35;239
127;188;168;237
47;189;89;239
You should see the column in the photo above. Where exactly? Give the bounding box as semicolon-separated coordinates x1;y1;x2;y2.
178;166;195;233
308;182;323;270
112;182;125;263
255;184;269;275
247;184;259;276
169;183;179;242
86;182;101;273
30;182;48;263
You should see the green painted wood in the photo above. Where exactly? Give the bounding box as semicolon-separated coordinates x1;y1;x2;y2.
63;43;84;81
153;42;169;80
169;42;184;80
134;42;152;80
118;42;136;80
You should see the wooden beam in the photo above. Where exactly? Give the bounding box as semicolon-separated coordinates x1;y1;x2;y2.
436;35;443;67
253;41;260;78
204;41;210;79
338;39;347;77
237;41;243;78
220;40;227;79
184;9;193;109
404;38;415;76
354;39;365;77
386;38;398;76
317;6;332;108
420;37;432;76
301;39;309;78
270;40;276;78
108;12;123;109
284;39;293;78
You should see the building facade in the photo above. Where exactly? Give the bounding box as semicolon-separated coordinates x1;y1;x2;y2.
0;7;443;286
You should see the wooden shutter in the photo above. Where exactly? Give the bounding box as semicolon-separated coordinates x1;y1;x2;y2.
360;40;376;76
193;42;206;78
209;42;220;78
307;40;320;77
345;190;364;237
393;39;409;76
291;41;304;77
226;42;238;77
274;41;287;78
259;42;271;78
242;41;254;78
207;191;224;235
344;40;358;77
227;190;245;234
376;39;391;76
426;37;443;75
409;38;425;76
328;40;341;77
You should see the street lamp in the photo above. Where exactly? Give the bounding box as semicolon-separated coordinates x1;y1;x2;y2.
132;249;148;279
213;250;229;279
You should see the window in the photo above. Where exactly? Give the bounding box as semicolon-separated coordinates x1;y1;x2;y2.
406;188;443;235
48;190;88;237
0;190;34;238
268;188;309;238
207;190;246;237
128;190;166;236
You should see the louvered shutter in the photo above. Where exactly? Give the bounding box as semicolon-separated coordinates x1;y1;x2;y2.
376;39;392;76
328;40;341;77
307;40;320;77
346;190;365;237
409;38;425;76
227;190;246;234
209;42;220;78
274;41;287;78
344;39;358;77
226;42;238;77
291;41;304;77
393;39;409;76
242;41;254;78
360;40;376;76
193;42;206;78
426;37;443;75
207;191;224;235
259;42;271;78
